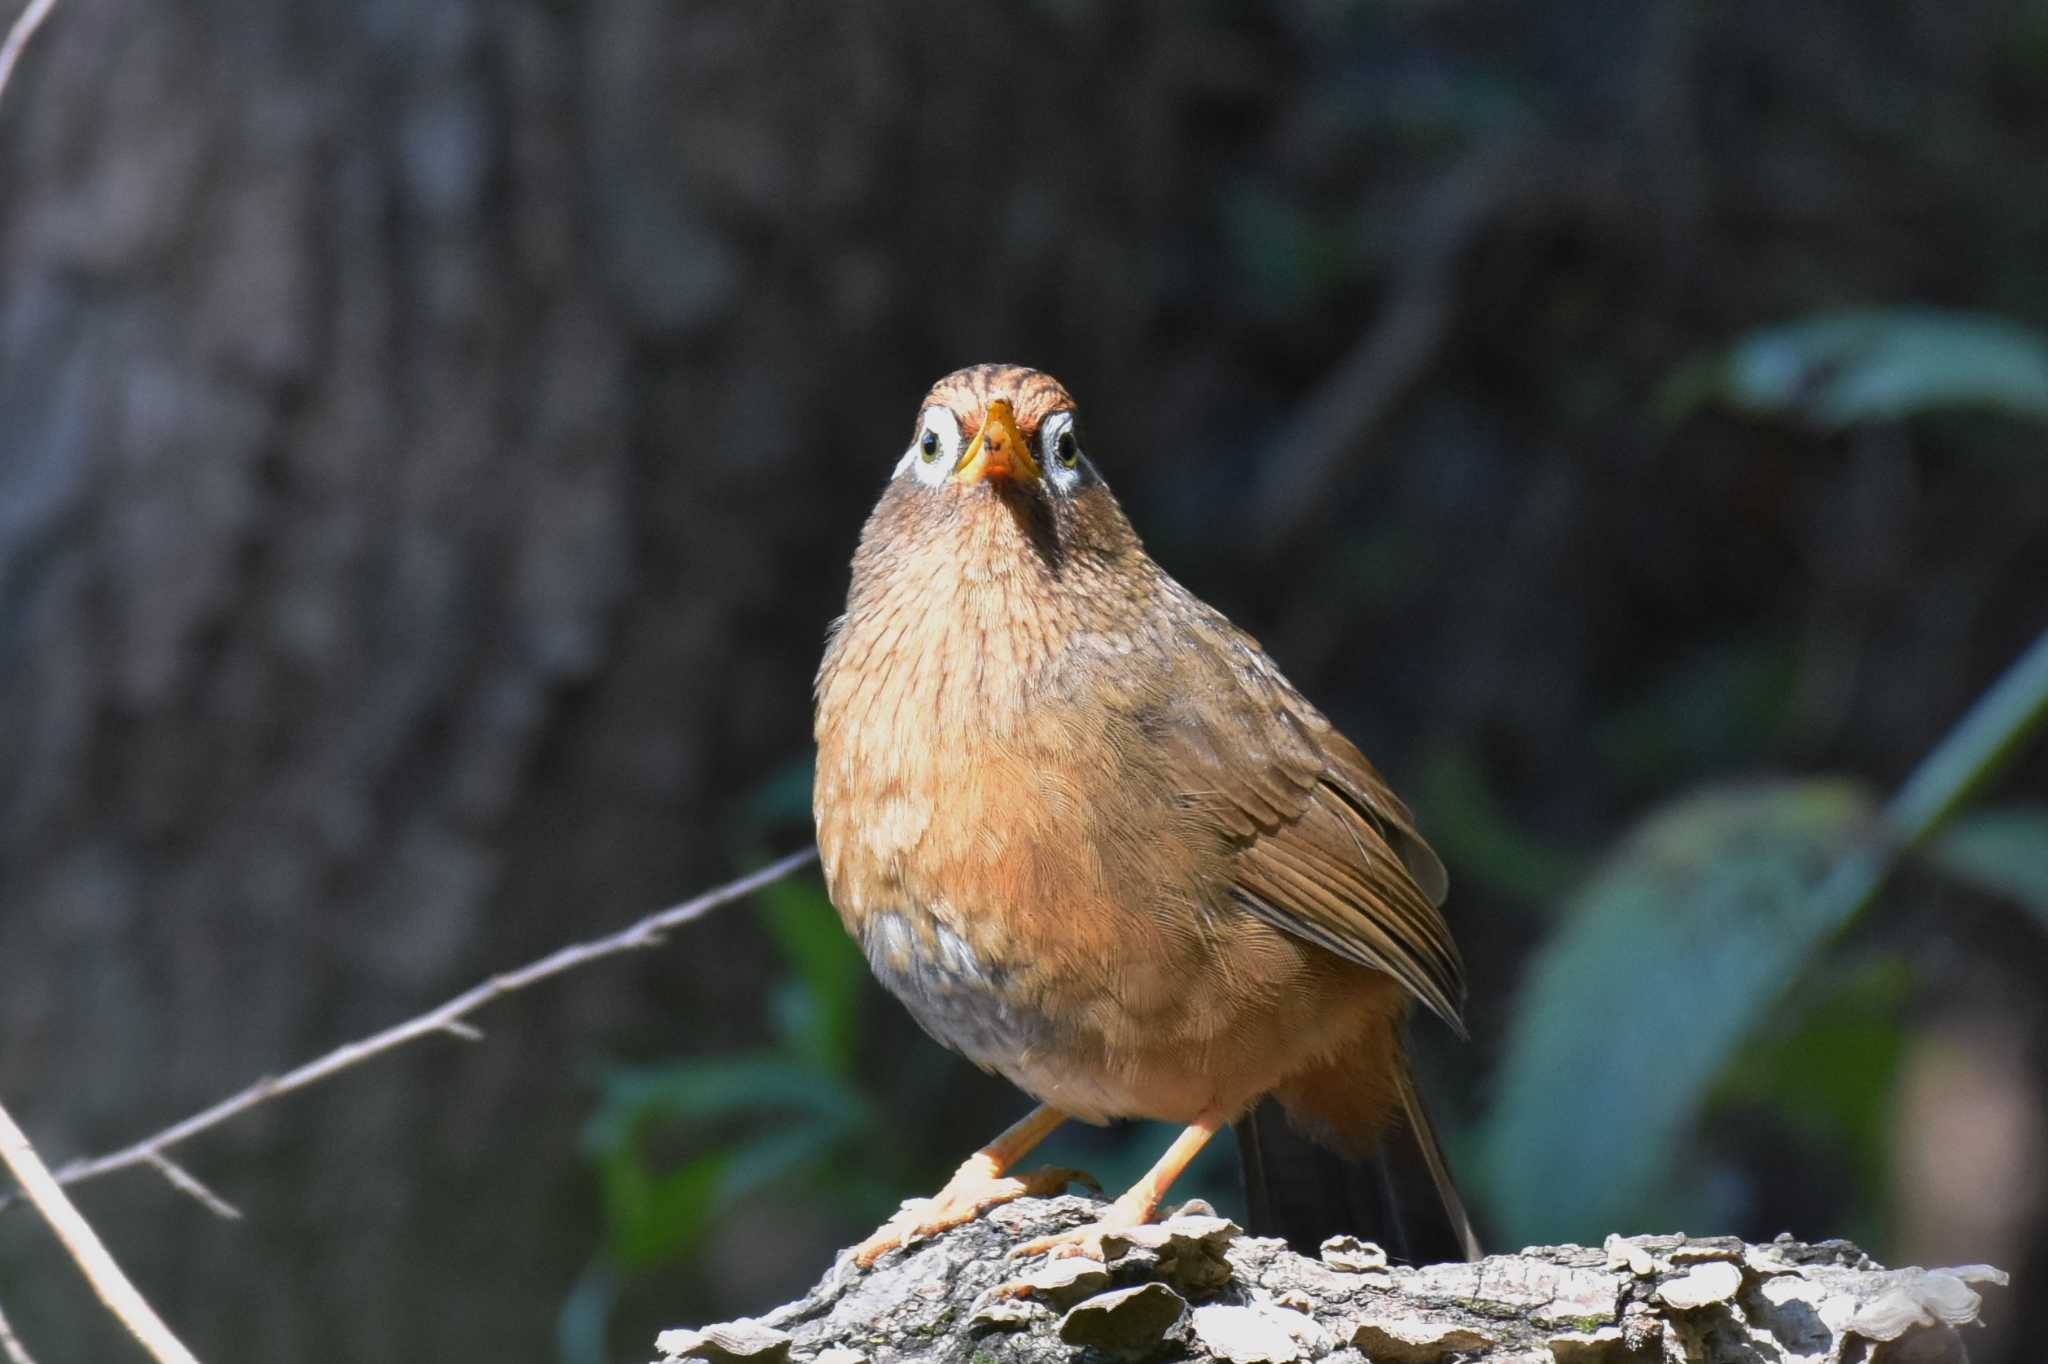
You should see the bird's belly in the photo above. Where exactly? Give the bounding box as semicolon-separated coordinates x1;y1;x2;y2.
859;908;1061;1084
858;904;1376;1127
859;904;1151;1122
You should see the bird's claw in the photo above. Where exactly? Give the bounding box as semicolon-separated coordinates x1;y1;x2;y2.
1007;1197;1153;1262
852;1164;1095;1268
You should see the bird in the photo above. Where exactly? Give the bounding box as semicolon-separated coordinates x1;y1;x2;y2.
812;363;1477;1267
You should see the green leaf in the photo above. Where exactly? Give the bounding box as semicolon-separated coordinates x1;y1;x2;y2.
1482;627;2048;1248
1480;780;1877;1246
1885;629;2048;843
1926;806;2048;927
1660;308;2048;429
584;1058;878;1271
600;1148;729;1269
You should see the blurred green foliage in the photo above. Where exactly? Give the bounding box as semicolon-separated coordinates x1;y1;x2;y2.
1480;778;1878;1242
1931;808;2048;930
1712;956;1911;1247
1484;622;2048;1246
1660;308;2048;430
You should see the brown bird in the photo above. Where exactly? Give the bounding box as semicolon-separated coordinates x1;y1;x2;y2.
813;364;1477;1266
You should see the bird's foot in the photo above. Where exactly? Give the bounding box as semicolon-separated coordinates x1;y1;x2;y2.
852;1164;1096;1268
1008;1192;1156;1262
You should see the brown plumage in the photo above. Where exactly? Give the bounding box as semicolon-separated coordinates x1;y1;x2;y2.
814;363;1475;1265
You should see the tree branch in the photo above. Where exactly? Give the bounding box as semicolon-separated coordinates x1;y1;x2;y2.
0;848;816;1214
657;1197;2008;1364
0;1098;201;1364
0;0;58;112
0;1296;40;1364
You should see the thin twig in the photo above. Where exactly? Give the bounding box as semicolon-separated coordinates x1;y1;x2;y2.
141;1154;241;1222
0;0;59;111
0;1297;38;1364
5;848;816;1211
0;1098;202;1364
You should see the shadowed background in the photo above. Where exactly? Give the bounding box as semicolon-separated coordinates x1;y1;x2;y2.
1;1;2044;1361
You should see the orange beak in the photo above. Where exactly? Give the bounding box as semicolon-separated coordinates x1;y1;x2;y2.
953;399;1040;484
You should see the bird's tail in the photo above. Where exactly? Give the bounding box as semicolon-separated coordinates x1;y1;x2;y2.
1235;1066;1481;1264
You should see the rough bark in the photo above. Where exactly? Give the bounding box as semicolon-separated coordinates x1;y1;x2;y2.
656;1198;2007;1364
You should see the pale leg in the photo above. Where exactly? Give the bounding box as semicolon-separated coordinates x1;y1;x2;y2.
1012;1110;1226;1260
854;1104;1089;1267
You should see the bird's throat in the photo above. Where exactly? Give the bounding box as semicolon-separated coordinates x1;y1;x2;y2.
845;486;1085;724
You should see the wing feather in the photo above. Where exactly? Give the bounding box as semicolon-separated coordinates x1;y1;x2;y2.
1153;602;1465;1031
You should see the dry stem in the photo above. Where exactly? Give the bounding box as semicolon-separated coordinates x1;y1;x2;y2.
0;1098;201;1364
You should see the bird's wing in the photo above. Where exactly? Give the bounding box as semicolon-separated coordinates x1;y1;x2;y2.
1158;604;1465;1032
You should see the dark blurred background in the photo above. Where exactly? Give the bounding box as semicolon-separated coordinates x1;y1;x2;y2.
2;1;2045;1361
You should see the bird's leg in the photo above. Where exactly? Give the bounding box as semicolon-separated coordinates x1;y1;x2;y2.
1011;1110;1226;1261
852;1104;1091;1267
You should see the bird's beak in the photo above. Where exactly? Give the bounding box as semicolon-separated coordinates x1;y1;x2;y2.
953;400;1040;484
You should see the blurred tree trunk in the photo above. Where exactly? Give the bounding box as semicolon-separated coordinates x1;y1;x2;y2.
0;2;818;1358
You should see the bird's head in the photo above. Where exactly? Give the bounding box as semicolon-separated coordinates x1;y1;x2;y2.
865;363;1142;592
893;364;1100;508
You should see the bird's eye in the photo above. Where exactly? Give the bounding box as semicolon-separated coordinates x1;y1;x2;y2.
1037;412;1086;489
902;408;963;485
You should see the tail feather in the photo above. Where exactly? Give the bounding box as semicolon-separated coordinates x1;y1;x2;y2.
1236;1072;1480;1263
1393;1063;1482;1262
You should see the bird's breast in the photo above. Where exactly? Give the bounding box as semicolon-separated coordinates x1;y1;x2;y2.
814;553;1304;1119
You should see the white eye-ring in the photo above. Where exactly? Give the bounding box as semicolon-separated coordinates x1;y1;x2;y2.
896;407;964;486
1039;410;1084;493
